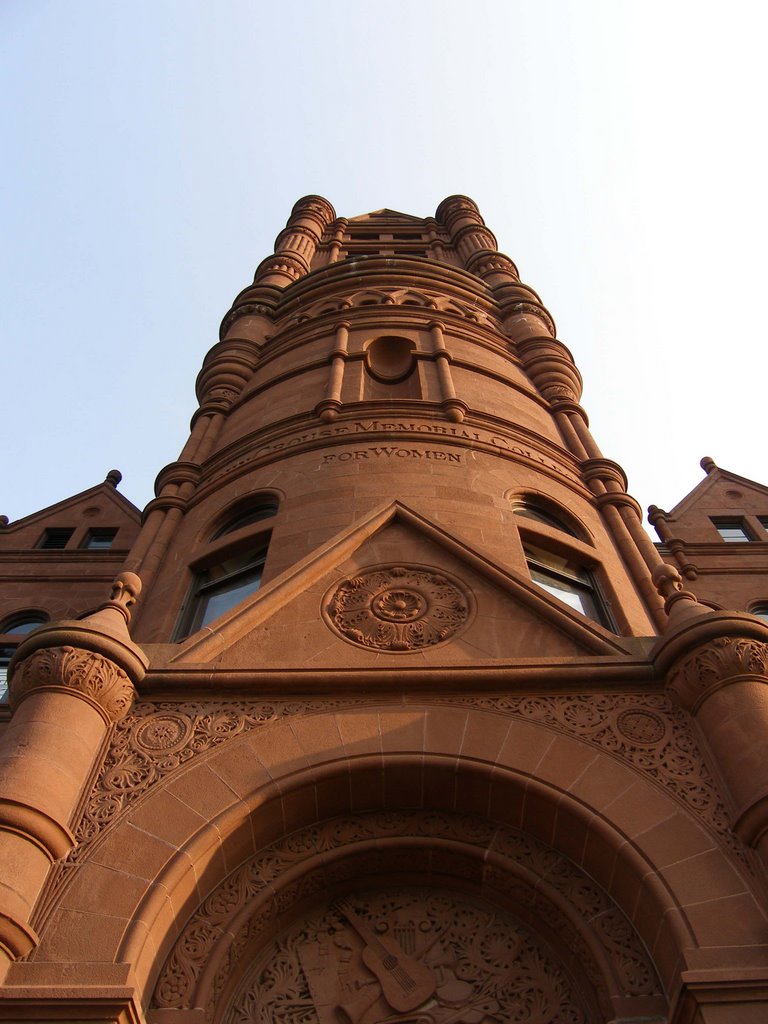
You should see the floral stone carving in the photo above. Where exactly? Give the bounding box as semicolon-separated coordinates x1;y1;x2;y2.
325;566;471;652
10;645;135;724
666;636;768;712
225;888;590;1024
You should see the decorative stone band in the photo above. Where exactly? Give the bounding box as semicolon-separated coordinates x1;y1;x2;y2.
594;490;644;518
9;645;137;726
0;798;74;861
153;461;203;493
140;494;189;522
517;336;583;403
254;252;308;284
219;298;277;340
666;636;768;714
580;458;629;491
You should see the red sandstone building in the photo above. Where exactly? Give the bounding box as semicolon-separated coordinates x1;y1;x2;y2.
1;197;767;1023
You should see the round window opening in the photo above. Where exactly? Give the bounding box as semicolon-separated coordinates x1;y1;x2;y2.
366;336;416;383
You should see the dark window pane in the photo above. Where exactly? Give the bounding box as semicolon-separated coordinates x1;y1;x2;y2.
513;505;577;536
197;568;264;629
38;528;74;549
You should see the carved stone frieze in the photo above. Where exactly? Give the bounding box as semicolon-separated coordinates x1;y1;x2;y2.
325;566;471;652
226;889;590;1024
60;690;744;872
666;636;768;712
9;645;135;724
151;811;661;1019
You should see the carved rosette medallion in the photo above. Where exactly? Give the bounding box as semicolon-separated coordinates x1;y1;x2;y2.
613;709;668;747
134;713;194;754
225;888;589;1024
325;566;471;652
10;645;135;723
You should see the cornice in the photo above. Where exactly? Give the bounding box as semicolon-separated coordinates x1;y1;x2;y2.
136;656;657;699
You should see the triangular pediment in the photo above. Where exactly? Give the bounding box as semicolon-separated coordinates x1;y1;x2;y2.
666;465;768;521
3;480;140;533
168;502;632;671
348;209;426;224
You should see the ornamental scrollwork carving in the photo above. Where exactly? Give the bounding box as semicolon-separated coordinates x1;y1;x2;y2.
152;811;661;1019
69;699;347;857
325;566;471;652
666;636;768;712
9;645;135;724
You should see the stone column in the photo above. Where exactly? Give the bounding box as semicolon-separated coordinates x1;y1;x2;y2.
0;574;147;975
653;568;768;868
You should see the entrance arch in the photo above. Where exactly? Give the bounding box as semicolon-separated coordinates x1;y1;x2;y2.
31;706;765;1021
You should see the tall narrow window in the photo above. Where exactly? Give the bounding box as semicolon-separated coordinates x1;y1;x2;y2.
180;543;270;637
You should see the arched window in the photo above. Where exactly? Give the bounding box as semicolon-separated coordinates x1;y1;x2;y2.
749;603;768;622
0;612;49;635
0;612;49;701
511;500;579;538
210;499;279;540
177;499;279;639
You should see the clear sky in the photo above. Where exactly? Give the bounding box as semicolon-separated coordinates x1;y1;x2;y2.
2;1;766;527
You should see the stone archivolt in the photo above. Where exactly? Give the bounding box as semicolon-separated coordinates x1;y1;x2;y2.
54;693;737;869
31;686;745;930
151;811;663;1022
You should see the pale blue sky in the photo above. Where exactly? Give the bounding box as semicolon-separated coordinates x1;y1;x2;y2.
2;1;766;524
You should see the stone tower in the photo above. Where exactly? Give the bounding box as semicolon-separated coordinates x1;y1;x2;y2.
2;197;768;1023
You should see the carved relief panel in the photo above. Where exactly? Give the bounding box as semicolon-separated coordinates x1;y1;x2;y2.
224;889;591;1024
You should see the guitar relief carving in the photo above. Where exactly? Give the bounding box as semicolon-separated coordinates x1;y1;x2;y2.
227;890;587;1024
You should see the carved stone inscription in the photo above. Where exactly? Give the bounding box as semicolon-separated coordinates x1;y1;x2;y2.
321;447;462;465
219;418;574;481
326;567;471;652
226;889;588;1024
